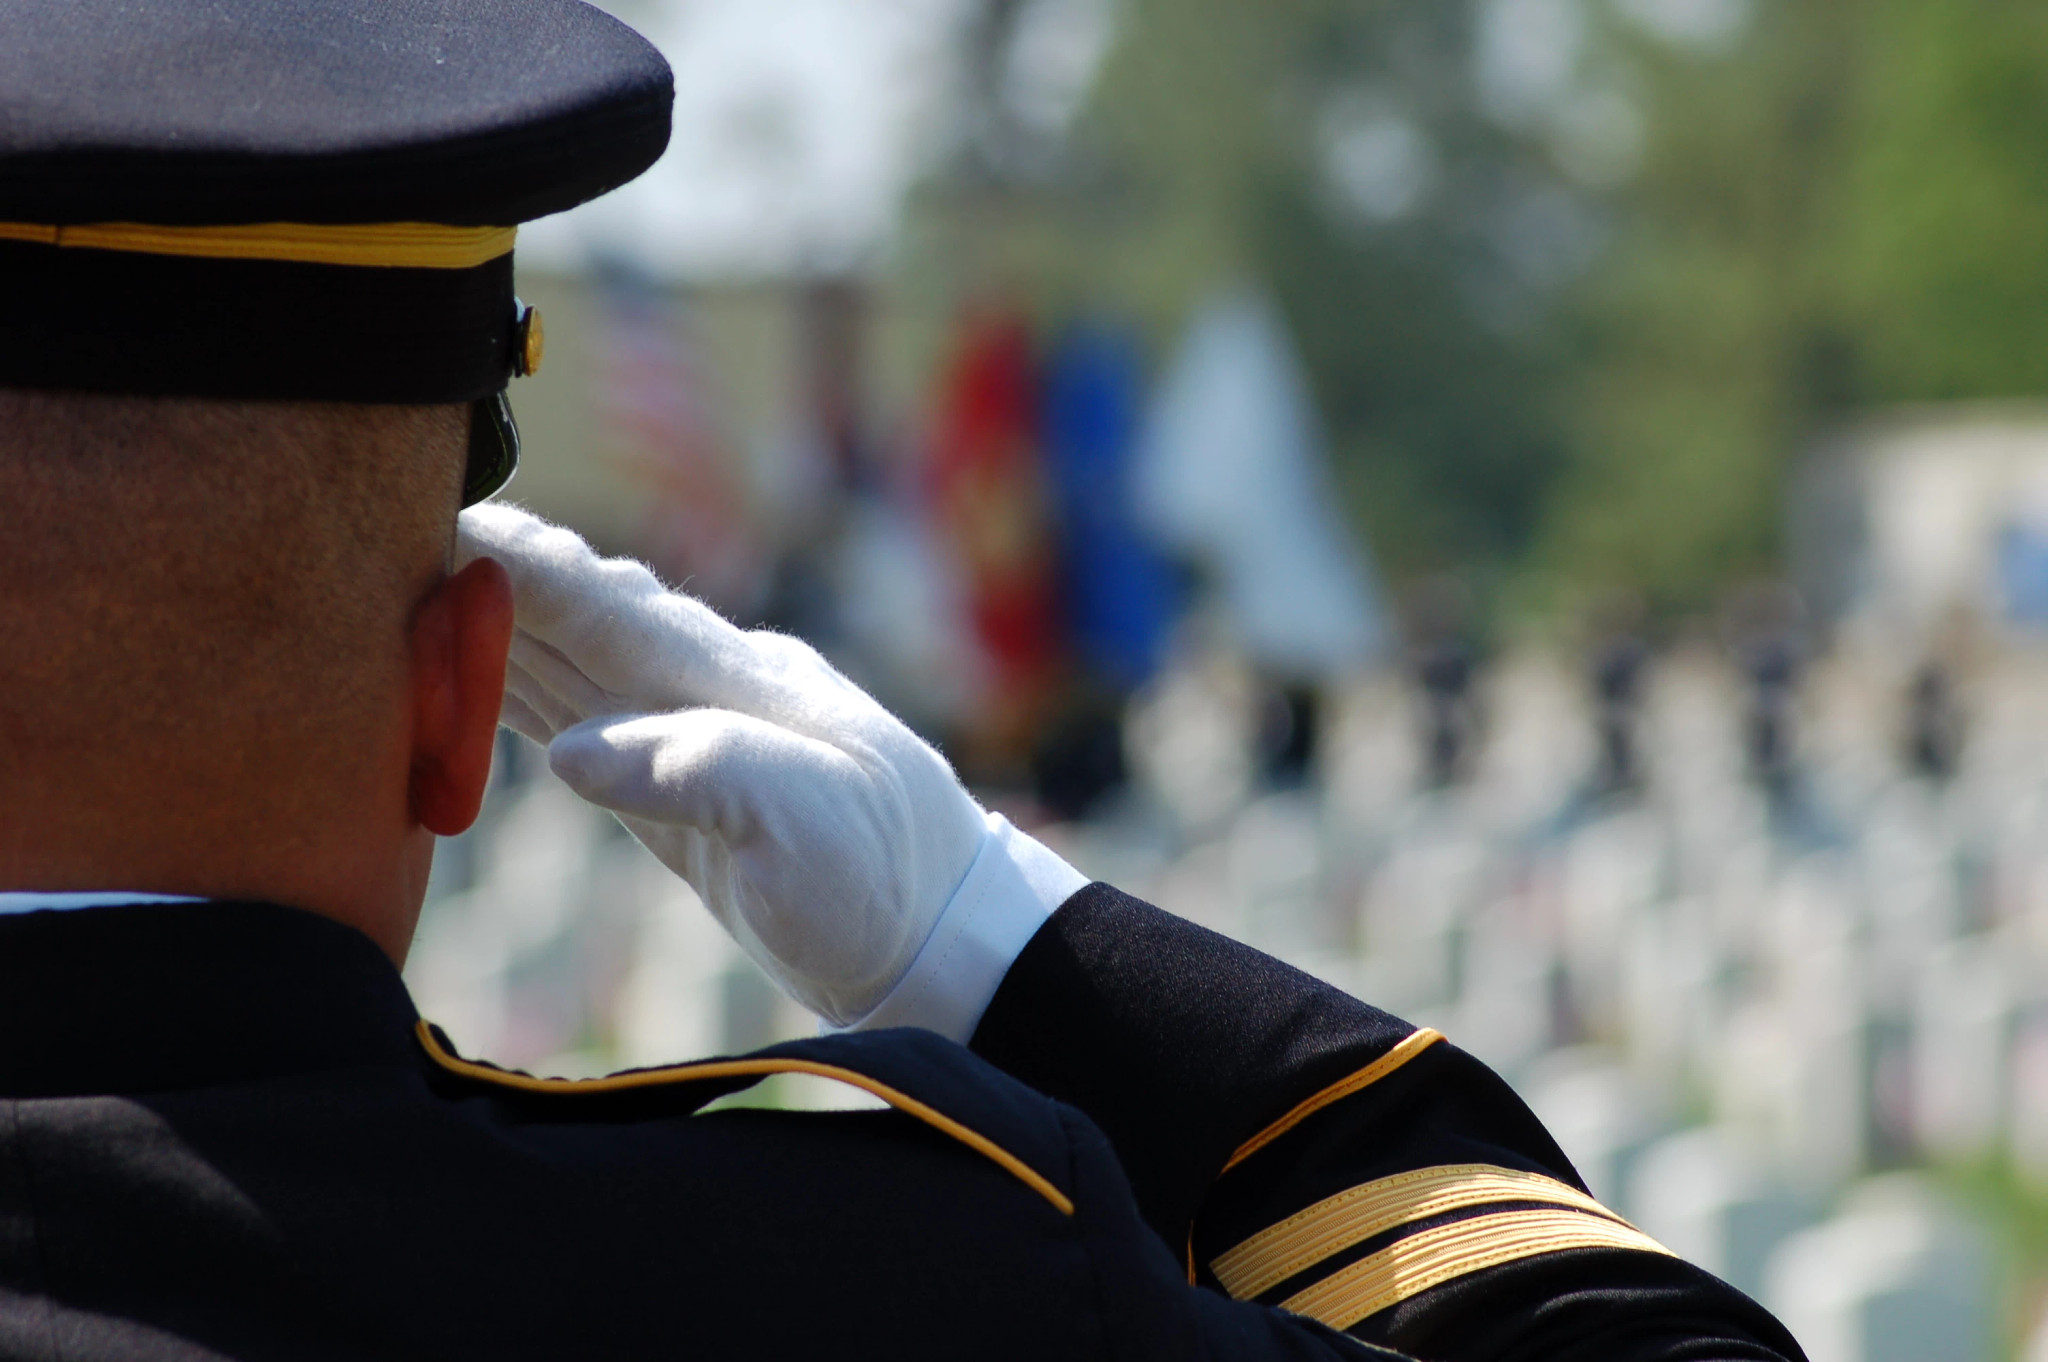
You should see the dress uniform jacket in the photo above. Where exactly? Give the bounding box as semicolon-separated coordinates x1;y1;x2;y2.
0;886;1803;1361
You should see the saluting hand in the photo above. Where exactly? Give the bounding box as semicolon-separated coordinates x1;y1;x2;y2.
456;505;1080;1036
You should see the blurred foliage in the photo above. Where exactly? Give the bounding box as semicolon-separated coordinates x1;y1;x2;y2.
1082;0;1575;575
1545;0;2048;613
1939;1158;2048;1360
1535;0;1862;613
1842;1;2048;402
899;0;2048;618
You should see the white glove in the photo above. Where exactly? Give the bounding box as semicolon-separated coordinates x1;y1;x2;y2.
456;504;1086;1039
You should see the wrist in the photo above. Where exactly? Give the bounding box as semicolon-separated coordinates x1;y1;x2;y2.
833;811;1088;1044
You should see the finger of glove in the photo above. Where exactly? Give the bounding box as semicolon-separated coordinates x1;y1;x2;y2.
509;630;624;725
574;721;908;1025
458;505;827;720
547;708;871;846
608;812;848;1022
504;656;583;737
499;690;557;747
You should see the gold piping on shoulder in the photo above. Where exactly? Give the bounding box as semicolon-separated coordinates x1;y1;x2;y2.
1212;1163;1633;1301
1184;1027;1448;1286
1280;1206;1674;1330
0;221;516;269
1222;1028;1445;1178
413;1021;1074;1216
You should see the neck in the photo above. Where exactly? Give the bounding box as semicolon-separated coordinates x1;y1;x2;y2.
0;749;431;965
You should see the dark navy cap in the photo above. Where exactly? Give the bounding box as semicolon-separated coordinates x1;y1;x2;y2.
0;0;674;502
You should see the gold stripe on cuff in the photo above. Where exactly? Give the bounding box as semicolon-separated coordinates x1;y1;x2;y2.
1280;1206;1675;1330
1212;1163;1631;1301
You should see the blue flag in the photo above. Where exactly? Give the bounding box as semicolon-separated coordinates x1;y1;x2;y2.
1042;321;1182;689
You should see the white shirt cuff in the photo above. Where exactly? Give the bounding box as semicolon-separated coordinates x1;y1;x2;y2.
837;811;1088;1044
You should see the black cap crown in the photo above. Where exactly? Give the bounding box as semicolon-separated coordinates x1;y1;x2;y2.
0;0;675;501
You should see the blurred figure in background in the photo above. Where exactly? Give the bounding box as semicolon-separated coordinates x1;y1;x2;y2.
1587;593;1652;797
1403;577;1482;789
1134;288;1389;787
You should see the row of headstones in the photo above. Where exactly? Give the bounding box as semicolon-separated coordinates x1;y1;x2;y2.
424;729;2023;1360
1430;910;2048;1187
1641;1139;1992;1362
1316;833;2048;1347
1512;1049;1997;1362
1348;799;1999;963
1127;680;2048;1362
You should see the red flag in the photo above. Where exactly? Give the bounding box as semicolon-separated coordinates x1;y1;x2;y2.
926;310;1064;761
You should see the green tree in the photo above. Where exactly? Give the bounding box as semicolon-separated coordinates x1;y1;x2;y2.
1838;0;2048;403
1540;0;2048;613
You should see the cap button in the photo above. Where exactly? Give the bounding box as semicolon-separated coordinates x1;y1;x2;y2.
514;304;545;377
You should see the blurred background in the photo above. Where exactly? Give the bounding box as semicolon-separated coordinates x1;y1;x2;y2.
406;2;2048;1356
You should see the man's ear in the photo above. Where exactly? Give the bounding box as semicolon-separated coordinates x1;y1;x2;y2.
408;555;515;836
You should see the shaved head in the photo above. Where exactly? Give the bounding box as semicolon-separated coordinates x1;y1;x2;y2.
0;390;471;874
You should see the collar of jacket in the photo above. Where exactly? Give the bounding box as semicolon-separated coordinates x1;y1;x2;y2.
0;900;422;1097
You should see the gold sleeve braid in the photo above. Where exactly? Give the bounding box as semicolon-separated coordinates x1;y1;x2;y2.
1210;1163;1672;1331
1280;1206;1673;1329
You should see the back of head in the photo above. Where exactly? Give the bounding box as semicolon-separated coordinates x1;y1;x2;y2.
0;390;467;848
0;0;672;922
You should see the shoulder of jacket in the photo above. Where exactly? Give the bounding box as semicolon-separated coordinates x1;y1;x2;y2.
414;1020;1077;1217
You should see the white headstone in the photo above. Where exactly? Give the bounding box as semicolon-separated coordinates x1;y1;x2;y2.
1452;906;1560;1078
1355;822;1487;1015
1518;1048;1659;1210
2006;1002;2048;1190
1228;791;1329;960
1124;641;1260;836
1619;901;1719;1093
1763;1175;1994;1362
406;775;615;1064
1911;935;2011;1162
1556;808;1667;1035
1626;1126;1809;1300
611;865;744;1069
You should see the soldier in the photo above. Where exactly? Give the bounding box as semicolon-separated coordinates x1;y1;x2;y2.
0;2;1804;1358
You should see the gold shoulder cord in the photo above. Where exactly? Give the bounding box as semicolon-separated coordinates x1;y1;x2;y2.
414;1021;1075;1217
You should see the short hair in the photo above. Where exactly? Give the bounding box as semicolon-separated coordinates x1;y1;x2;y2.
0;390;468;796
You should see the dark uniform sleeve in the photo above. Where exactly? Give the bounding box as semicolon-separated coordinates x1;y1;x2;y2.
970;884;1808;1362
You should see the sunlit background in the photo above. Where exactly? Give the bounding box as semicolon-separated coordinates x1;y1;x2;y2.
405;3;2048;1357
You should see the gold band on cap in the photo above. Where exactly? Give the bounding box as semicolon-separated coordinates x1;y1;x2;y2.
0;221;516;269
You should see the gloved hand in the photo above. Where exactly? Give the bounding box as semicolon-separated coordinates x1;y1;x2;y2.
456;504;1085;1038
